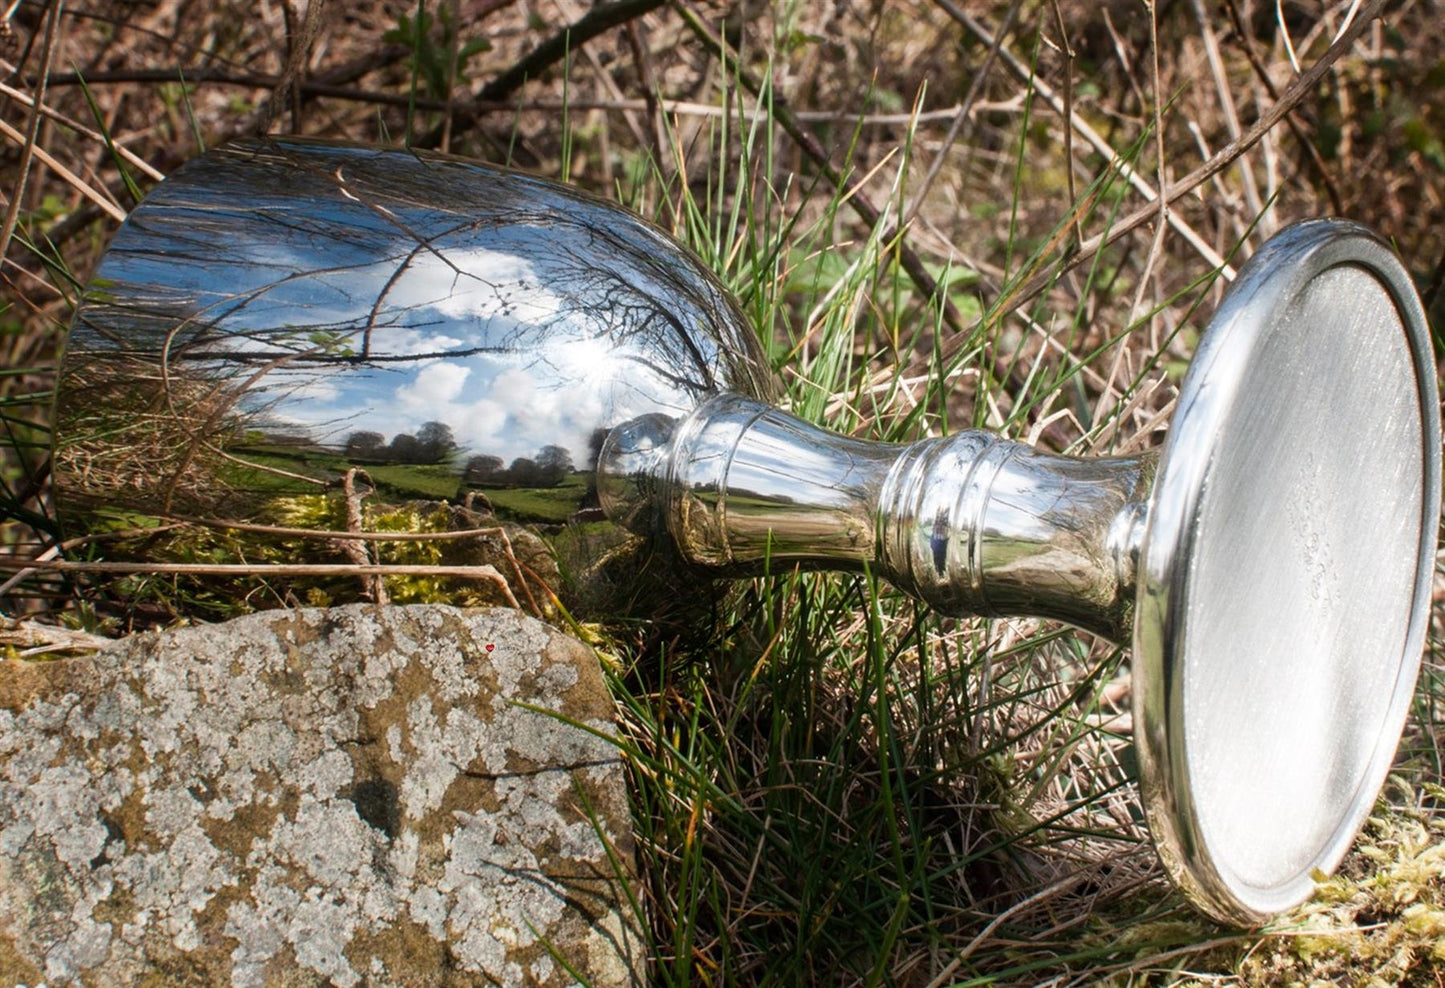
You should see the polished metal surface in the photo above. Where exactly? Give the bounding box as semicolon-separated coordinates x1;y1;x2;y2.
600;392;1154;638
873;436;1154;638
1133;221;1441;923
54;139;1441;924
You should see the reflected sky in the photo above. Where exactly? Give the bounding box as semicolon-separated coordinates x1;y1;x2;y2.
67;137;775;470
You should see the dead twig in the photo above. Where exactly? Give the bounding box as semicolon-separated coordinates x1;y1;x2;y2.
1220;0;1345;215
1073;0;1381;264
938;0;1232;277
34;70;1000;125
624;17;668;179
256;0;328;134
340;467;386;605
1;513;546;617
158;514;509;542
0;541;61;598
483;524;542;616
1046;0;1081;247
418;0;666;148
905;0;1024;228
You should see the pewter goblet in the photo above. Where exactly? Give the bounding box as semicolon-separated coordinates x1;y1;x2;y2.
54;137;1440;924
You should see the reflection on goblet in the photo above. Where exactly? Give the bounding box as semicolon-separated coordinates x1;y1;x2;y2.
54;138;1439;924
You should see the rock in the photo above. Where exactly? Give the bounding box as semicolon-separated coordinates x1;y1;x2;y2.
0;605;641;987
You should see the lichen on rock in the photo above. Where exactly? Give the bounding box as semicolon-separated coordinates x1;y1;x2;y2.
0;604;640;987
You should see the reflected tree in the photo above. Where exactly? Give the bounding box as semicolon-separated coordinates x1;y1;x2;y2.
508;457;540;486
536;444;574;486
415;421;457;463
388;433;420;462
345;430;385;459
464;454;504;483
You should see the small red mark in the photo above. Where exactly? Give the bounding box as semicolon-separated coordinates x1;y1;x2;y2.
485;643;495;652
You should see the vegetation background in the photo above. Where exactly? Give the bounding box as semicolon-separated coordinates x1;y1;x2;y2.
2;0;1444;984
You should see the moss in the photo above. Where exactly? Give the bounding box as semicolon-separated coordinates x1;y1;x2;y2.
1233;784;1445;986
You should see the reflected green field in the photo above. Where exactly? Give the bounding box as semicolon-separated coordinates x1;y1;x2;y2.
480;474;589;523
227;447;590;525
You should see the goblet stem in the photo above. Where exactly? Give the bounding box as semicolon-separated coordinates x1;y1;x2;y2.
600;393;1154;640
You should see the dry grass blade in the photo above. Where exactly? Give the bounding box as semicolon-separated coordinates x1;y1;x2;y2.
0;0;62;258
1126;0;1170;328
0;115;125;224
0;80;163;180
925;872;1089;988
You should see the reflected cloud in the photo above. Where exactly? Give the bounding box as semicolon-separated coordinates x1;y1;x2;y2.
399;362;472;405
